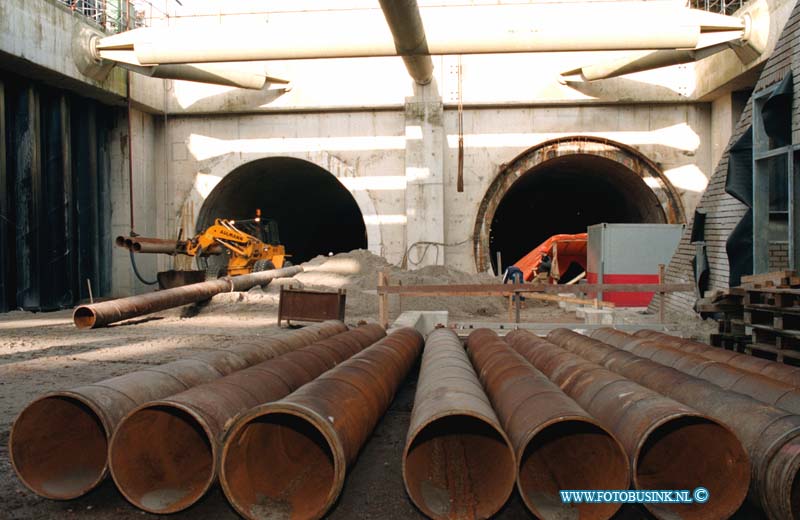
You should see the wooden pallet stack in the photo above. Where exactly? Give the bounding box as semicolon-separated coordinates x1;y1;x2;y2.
701;289;748;351
740;271;800;363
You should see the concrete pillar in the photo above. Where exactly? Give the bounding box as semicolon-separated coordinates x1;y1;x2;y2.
404;83;445;267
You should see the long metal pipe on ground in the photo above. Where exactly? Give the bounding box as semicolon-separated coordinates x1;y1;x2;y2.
108;324;385;514
72;265;303;328
635;329;800;388
8;320;346;500
506;329;749;520
403;328;515;519
466;329;629;520
220;327;423;520
547;328;800;520
591;328;800;414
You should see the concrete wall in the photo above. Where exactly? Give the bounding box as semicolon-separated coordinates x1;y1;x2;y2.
149;102;712;285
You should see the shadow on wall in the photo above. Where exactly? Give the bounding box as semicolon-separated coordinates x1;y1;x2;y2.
196;157;367;265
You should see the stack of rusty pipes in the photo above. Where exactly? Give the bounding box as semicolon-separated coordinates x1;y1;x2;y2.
634;329;800;387
504;329;749;520
403;328;516;519
547;328;800;520
466;328;630;520
9;320;347;500
108;324;386;513
591;327;800;414
220;327;424;520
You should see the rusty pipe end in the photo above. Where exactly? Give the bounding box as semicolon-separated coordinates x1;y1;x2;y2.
634;415;749;520
73;306;98;329
115;236;128;249
9;393;110;499
403;412;516;519
763;436;800;520
132;242;143;252
519;416;630;520
220;403;345;520
109;403;216;514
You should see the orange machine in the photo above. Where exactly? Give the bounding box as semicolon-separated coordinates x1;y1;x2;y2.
513;233;588;282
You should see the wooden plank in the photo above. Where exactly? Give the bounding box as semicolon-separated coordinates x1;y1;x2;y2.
377;282;693;296
528;293;615;308
740;270;794;284
749;343;800;361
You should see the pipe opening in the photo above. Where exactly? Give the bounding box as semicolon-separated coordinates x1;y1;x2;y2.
10;396;108;499
404;414;515;519
197;157;367;269
792;469;800;520
72;307;97;329
489;154;666;272
636;417;749;519
109;406;214;513
519;419;629;520
222;412;337;520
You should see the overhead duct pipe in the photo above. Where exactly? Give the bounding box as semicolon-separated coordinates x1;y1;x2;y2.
506;329;750;520
634;329;800;387
94;3;746;67
561;0;768;81
8;320;346;500
220;328;423;520
466;329;629;520
546;328;800;520
72;264;303;328
378;0;433;85
403;329;516;519
109;324;386;514
591;328;800;414
119;61;289;90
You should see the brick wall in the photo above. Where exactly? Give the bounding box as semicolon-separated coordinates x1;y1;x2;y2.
661;1;800;314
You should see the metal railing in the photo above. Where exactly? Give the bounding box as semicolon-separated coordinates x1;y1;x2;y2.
57;0;173;32
689;0;744;16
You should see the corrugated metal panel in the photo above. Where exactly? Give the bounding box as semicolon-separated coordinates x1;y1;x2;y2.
0;71;113;312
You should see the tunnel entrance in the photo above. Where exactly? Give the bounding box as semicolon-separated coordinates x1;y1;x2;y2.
197;157;367;266
474;137;685;274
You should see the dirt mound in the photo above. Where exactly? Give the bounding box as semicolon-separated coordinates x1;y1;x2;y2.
201;249;516;322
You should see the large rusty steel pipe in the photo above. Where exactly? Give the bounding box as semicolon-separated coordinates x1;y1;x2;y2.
591;328;800;415
220;328;423;520
635;329;800;388
108;324;385;514
466;329;629;520
72;264;303;328
506;329;750;520
403;329;515;519
547;328;800;520
9;320;346;500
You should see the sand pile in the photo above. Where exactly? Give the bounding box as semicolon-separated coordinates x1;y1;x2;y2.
203;249;516;321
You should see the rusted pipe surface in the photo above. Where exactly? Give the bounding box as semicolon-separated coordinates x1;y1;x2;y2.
507;329;749;520
466;329;629;520
634;329;800;388
592;328;800;415
403;328;514;519
547;328;800;520
9;320;346;500
220;327;423;520
72;265;303;328
108;324;385;513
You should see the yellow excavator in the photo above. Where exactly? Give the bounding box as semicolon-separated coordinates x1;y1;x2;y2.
117;209;289;280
